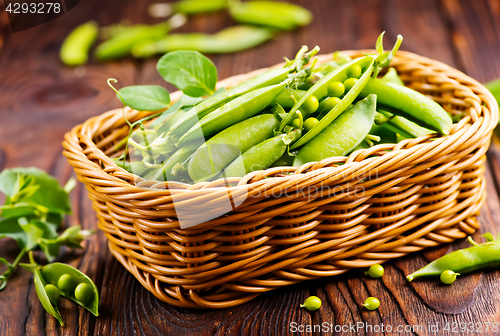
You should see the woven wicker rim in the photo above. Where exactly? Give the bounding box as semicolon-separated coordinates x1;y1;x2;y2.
64;51;498;214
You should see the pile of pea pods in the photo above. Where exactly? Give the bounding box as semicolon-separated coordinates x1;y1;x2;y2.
117;33;452;184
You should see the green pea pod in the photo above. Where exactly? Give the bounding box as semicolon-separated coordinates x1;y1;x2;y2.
229;0;312;30
293;95;377;166
20;253;64;326
171;0;228;15
95;15;185;61
359;78;452;135
188;114;280;183
223;129;301;177
100;22;133;40
42;263;99;316
407;237;500;282
34;267;65;326
280;56;372;133
112;158;154;176
289;57;375;149
167;66;293;141
150;140;202;181
60;21;99;66
378;109;433;138
178;82;287;145
274;88;306;109
132;26;274;57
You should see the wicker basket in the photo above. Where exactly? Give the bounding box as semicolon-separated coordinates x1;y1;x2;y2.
63;51;498;309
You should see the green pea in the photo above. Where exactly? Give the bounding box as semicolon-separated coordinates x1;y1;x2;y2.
75;283;93;304
365;264;384;278
57;274;75;293
291;118;301;129
303;118;319;132
363;297;380;310
301;95;319;115
44;284;60;304
327;81;345;98
344;78;358;92
440;270;459;284
323;97;342;112
300;296;321;311
346;64;362;78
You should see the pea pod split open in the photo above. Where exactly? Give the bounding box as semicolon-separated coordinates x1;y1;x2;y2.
42;263;100;316
33;265;65;326
293;94;377;166
406;235;500;282
288;56;375;149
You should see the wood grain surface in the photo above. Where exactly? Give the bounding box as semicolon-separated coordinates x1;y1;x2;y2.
1;0;500;335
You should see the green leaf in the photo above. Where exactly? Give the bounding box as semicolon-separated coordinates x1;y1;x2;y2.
157;50;217;97
38;240;60;262
117;85;170;112
481;232;496;242
0;202;38;218
18;218;44;250
18;218;58;251
376;31;385;55
0;217;27;248
0;167;72;217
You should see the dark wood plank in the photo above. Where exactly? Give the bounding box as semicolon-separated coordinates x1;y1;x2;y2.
1;0;500;335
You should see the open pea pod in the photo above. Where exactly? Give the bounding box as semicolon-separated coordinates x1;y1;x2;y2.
42;263;99;317
33;267;65;326
289;56;375;149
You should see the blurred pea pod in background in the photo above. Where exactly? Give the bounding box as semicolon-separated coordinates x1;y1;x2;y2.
95;14;187;61
133;25;274;57
229;0;312;30
60;0;313;65
149;0;229;17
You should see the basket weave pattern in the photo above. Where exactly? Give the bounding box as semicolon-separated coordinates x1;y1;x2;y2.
63;51;498;309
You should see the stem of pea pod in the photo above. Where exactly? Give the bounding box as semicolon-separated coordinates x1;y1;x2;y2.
0;246;27;291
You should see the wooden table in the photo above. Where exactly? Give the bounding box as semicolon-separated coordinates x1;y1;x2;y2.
1;0;500;335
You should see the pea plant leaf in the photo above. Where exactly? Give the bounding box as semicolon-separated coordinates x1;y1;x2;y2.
117;85;171;112
0;168;72;217
38;226;94;262
18;218;45;251
0;217;27;249
481;232;495;242
157;50;217;97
